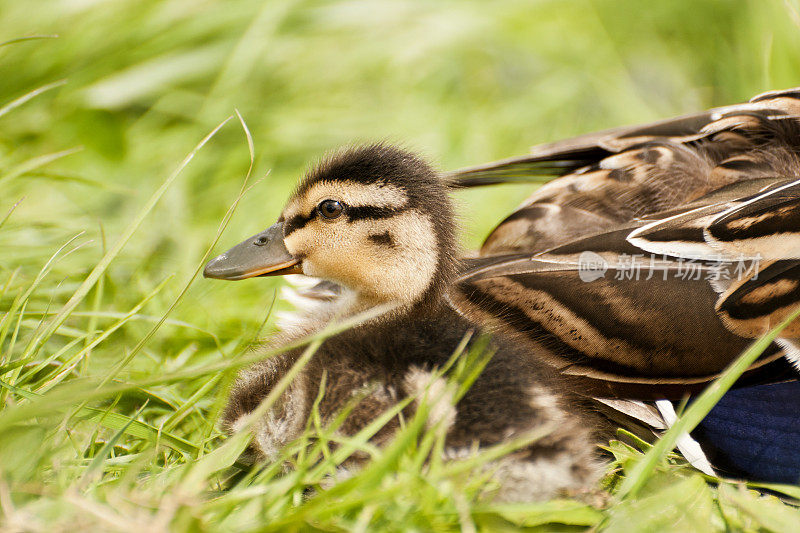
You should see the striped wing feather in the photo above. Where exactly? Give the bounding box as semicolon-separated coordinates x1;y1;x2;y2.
716;260;800;339
448;233;791;400
707;180;800;259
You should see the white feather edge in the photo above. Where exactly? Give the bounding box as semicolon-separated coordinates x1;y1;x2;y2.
702;178;800;260
625;179;800;262
626;205;741;261
775;338;800;371
655;400;716;477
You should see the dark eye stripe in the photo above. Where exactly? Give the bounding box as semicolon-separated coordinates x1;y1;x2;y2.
284;210;315;236
346;205;407;222
284;204;407;237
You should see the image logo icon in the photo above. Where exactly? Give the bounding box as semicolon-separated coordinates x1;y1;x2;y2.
578;251;608;282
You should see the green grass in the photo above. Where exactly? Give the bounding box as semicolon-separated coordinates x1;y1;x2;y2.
2;0;800;530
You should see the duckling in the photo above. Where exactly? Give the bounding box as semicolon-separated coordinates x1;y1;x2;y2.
450;87;800;483
204;144;602;501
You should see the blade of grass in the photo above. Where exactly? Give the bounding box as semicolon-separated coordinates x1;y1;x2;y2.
0;378;197;457
0;147;83;185
19;117;232;365
33;277;172;394
82;400;149;481
160;373;221;433
99;110;253;386
0;232;85;353
81;223;106;376
0;198;23;230
0;80;66;119
0;35;58;48
0;303;396;433
14;335;88;382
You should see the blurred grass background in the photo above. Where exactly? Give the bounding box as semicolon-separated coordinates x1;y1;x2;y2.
2;0;800;530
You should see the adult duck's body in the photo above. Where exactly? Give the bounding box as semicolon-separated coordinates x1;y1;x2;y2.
451;86;800;484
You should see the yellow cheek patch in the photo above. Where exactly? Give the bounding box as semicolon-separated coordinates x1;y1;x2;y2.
283;210;439;307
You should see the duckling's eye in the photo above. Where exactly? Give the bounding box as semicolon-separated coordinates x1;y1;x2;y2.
318;199;344;220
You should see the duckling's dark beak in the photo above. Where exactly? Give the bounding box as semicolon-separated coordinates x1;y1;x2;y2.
203;222;302;280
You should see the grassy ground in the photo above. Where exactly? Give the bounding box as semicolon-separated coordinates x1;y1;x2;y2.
1;0;800;530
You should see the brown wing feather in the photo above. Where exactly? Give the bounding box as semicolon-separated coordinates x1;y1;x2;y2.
707;180;800;260
477;141;718;255
450;88;800;189
716;260;800;338
453;87;800;256
447;232;791;400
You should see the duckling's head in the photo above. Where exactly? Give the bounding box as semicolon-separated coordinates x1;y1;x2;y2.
204;144;459;313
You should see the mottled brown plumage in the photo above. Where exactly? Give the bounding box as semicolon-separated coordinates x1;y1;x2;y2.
450;87;800;399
